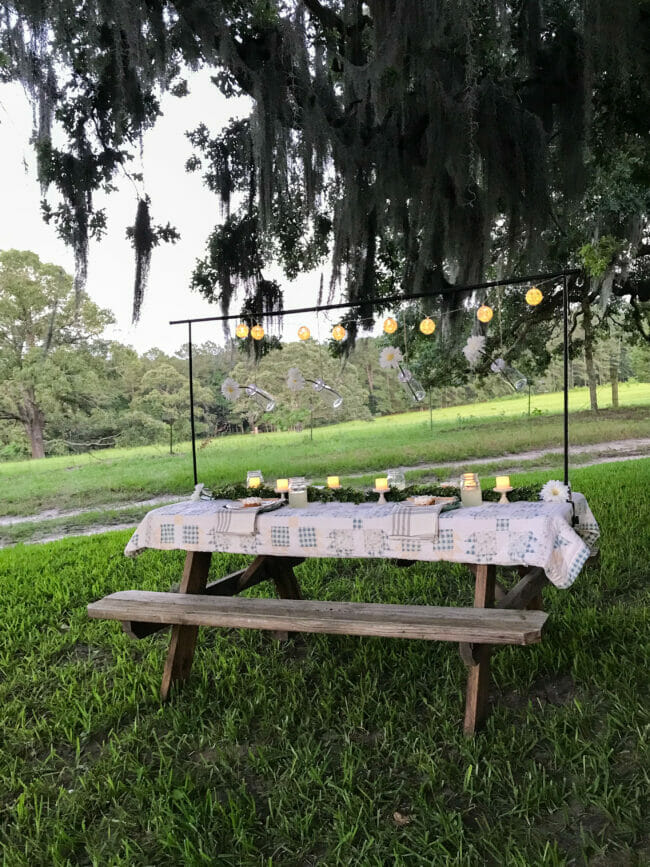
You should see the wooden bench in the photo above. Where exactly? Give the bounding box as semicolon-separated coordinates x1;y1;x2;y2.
87;552;551;735
88;591;547;644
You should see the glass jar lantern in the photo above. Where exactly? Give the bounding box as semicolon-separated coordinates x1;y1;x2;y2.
288;477;309;508
460;472;483;507
386;469;406;490
246;470;264;489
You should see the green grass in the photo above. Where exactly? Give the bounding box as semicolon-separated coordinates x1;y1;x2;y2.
1;382;649;517
0;459;648;865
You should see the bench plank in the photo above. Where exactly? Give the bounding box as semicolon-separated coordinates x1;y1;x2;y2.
88;591;547;645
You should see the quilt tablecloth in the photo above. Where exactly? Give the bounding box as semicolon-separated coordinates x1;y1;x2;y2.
125;494;599;590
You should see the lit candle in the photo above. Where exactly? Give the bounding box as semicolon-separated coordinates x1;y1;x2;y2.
375;478;389;491
495;475;510;490
248;477;261;489
327;476;340;489
276;478;289;491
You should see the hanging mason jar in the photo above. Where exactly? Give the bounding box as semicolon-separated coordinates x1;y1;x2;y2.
397;365;426;402
245;384;276;411
311;378;343;408
490;358;528;392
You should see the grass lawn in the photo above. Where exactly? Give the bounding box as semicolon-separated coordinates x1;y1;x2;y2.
1;382;649;517
0;459;648;865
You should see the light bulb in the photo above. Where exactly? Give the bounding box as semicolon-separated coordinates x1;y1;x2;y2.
419;317;435;335
298;325;310;340
477;305;493;323
526;286;543;306
383;317;398;334
332;324;346;341
235;323;249;338
250;325;264;340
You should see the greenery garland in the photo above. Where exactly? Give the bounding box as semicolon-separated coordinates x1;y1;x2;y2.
208;482;542;504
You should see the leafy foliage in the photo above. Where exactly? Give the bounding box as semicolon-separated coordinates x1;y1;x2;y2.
2;1;649;330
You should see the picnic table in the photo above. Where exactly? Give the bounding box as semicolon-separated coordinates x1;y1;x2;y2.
88;494;599;735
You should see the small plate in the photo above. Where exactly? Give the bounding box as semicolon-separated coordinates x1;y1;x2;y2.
406;495;458;506
227;497;280;509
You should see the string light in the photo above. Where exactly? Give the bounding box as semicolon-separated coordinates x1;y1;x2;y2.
383;316;398;334
250;324;265;340
297;325;310;340
235;323;249;339
526;286;543;306
477;304;494;323
332;324;346;341
419;317;436;335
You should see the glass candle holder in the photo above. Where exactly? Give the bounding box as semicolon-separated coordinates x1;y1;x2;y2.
460;472;483;507
288;477;308;508
247;470;264;489
386;469;406;490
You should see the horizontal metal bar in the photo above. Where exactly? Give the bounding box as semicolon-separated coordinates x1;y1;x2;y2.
169;268;581;326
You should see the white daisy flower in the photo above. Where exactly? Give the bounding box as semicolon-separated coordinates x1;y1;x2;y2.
462;334;486;367
539;480;570;502
221;377;241;401
379;346;403;369
286;367;305;391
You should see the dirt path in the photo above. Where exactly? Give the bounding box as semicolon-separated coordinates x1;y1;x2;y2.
348;436;650;479
0;494;176;528
1;438;648;543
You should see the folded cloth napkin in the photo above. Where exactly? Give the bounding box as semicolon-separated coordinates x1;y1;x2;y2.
388;501;454;540
214;499;286;535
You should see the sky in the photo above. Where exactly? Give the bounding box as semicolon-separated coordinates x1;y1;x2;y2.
0;70;327;355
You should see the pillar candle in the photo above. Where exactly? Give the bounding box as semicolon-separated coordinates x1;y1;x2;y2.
495;475;510;489
375;477;389;490
276;478;289;491
327;476;340;488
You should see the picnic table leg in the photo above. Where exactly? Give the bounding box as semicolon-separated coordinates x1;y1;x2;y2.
517;565;544;611
463;563;496;736
266;556;302;641
160;550;212;701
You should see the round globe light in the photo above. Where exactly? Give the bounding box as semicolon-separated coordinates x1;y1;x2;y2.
526;286;543;306
477;305;494;323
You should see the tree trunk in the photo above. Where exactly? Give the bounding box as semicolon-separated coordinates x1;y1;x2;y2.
610;359;619;408
24;393;46;458
25;414;46;458
610;339;620;408
581;298;599;412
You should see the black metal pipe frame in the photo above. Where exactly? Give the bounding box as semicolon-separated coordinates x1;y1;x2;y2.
563;273;570;488
188;322;198;486
178;267;578;489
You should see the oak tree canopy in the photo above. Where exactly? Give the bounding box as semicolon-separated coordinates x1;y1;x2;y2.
1;1;648;338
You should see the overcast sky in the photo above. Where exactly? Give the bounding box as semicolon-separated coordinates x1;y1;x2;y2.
0;70;327;354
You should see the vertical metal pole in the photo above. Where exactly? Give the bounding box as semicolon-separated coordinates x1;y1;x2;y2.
563;273;569;487
188;322;198;486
